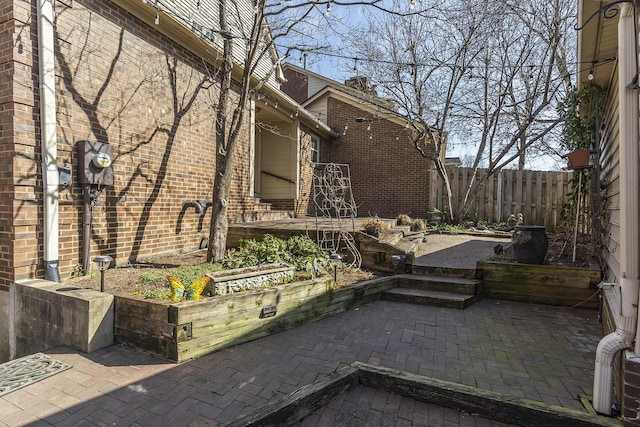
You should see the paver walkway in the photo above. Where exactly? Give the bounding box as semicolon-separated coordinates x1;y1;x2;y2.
413;233;510;269
0;298;602;426
291;385;520;427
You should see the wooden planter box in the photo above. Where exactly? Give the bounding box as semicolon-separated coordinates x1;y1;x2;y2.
565;149;592;169
478;261;601;308
114;276;396;362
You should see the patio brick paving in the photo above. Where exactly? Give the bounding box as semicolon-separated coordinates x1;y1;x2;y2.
291;385;520;427
0;298;602;426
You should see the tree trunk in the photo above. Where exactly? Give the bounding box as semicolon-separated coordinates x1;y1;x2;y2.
208;164;233;261
207;0;234;262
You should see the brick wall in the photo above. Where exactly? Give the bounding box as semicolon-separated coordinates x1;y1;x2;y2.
0;0;258;286
0;1;15;290
623;353;640;426
323;97;434;219
1;1;41;288
298;125;319;216
281;69;308;104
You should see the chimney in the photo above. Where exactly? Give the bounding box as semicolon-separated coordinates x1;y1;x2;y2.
345;76;377;95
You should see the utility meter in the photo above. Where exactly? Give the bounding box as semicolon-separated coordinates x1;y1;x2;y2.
77;141;114;186
92;152;113;169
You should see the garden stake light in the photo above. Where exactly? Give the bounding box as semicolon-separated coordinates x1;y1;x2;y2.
391;254;407;275
93;255;113;292
330;253;342;283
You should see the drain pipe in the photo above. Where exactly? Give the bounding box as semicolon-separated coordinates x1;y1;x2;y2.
593;3;639;415
37;0;61;282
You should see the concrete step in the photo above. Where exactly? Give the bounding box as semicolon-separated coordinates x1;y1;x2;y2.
394;274;480;295
394;234;425;256
392;225;411;234
381;231;404;245
381;287;476;309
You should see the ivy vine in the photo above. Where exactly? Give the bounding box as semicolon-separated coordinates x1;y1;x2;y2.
557;83;604;152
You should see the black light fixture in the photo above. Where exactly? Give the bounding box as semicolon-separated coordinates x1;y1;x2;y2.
93;255;113;292
329;253;343;283
391;254;407;275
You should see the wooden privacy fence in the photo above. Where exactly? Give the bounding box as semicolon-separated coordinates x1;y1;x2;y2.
428;167;574;231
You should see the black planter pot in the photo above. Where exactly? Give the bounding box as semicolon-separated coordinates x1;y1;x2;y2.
512;225;548;265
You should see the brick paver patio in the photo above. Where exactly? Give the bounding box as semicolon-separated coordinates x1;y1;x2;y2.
0;298;602;426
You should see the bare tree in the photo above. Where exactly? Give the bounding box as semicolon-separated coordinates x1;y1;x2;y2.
203;0;428;260
345;0;575;222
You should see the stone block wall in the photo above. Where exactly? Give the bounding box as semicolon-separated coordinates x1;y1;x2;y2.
12;279;114;358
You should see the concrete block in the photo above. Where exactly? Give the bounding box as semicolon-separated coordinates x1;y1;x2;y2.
0;290;9;363
13;279;114;357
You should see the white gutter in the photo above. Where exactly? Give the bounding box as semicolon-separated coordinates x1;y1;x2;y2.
593;3;639;415
37;0;60;282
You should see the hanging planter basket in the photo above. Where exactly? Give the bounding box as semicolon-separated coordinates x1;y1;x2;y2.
565;149;592;170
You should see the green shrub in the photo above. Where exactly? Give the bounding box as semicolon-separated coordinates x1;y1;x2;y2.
220;234;331;273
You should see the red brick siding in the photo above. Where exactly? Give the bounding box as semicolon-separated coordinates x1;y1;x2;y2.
281;68;309;104
0;0;258;286
1;1;41;286
623;354;640;426
297;125;320;216
323;97;434;218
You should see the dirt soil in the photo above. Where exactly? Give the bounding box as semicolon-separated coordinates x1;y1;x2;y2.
66;231;597;300
66;250;387;298
496;231;600;269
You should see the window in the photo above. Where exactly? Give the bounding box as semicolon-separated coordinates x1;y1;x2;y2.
310;136;319;163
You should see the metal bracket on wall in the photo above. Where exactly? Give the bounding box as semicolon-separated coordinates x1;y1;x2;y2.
176;323;192;342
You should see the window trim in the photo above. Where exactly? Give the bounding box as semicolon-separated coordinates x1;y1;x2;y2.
310;135;319;163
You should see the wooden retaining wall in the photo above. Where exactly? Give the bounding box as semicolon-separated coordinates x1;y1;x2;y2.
478;261;601;309
114;276;396;362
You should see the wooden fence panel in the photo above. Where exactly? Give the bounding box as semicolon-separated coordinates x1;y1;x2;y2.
428;167;573;231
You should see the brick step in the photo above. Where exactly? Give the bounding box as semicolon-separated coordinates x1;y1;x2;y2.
381;287;476;309
394;274;480;295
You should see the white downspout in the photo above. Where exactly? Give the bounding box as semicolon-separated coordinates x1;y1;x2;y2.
37;0;61;282
593;3;639;415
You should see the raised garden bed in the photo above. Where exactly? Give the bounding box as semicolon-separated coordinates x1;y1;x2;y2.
477;261;601;309
114;275;396;362
227;362;619;427
206;263;295;295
